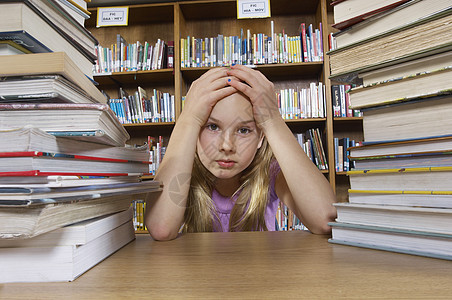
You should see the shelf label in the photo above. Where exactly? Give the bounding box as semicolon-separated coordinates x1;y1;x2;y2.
96;6;129;27
237;0;271;19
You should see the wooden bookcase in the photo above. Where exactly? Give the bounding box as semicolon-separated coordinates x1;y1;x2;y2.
86;0;363;204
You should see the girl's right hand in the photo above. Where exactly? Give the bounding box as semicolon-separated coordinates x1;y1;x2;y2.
181;67;236;128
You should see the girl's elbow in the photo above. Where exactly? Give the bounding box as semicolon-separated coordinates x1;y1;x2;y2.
147;223;179;241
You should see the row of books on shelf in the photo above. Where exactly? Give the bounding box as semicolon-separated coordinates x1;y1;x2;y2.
334;137;360;172
147;135;167;176
277;83;326;119
107;87;175;124
132;199;147;231
295;128;328;171
331;84;362;118
94;34;174;74
327;0;452;261
276;201;307;231
180;22;323;68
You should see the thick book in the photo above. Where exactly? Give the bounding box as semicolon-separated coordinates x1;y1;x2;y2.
331;0;410;30
333;0;451;48
360;94;452;142
348;135;452;158
0;75;99;103
0;2;94;77
0;179;160;203
0;175;141;188
0;127;147;161
329;222;452;261
9;0;97;58
328;9;452;82
0;193;137;239
333;202;452;235
0;103;129;146
0;52;106;103
348;190;452;209
0;218;135;283
348;66;452;109
0;206;133;247
348;166;452;191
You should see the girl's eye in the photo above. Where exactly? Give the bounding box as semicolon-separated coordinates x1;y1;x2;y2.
207;124;219;131
238;128;251;134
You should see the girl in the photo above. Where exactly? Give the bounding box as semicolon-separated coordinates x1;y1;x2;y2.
145;64;336;240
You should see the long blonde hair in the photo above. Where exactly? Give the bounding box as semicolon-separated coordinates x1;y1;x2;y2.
182;138;275;232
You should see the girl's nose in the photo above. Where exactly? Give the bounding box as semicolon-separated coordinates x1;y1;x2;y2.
219;131;235;153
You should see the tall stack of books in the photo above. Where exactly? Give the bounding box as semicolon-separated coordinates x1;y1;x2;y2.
327;0;452;260
0;0;161;282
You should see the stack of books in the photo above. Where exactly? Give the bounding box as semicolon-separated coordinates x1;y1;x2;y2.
0;0;162;282
327;0;452;260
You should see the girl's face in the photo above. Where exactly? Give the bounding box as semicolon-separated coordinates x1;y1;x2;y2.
197;92;262;180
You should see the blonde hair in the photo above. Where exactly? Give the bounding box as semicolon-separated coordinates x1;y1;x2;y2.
182;138;274;232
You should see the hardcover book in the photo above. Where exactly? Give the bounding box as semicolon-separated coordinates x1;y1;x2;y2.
0;2;95;77
0;52;106;103
0;103;129;146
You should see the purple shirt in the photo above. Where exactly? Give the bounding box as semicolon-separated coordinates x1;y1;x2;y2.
211;160;281;231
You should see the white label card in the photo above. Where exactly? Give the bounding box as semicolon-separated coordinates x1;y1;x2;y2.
97;6;129;27
237;0;271;19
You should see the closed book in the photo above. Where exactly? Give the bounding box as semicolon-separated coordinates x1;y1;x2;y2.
348;166;452;191
331;0;410;30
333;0;451;48
0;193;136;239
0;207;133;247
360;94;452;142
329;222;452;261
348;66;452;109
0;75;99;103
333;202;452;234
0;103;129;147
0;52;106;103
0;2;95;77
348;190;452;209
0;218;136;283
328;9;452;82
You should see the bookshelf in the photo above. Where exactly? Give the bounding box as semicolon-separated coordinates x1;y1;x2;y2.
86;0;361;204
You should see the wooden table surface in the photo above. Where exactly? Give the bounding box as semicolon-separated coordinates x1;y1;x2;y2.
1;231;452;299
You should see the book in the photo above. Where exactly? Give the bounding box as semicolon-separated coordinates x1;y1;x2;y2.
0;175;141;188
0;151;151;178
0;193;137;239
0;127;148;161
0;40;31;55
348;135;452;158
348;66;452;109
333;202;452;234
0;206;133;247
347;190;452;209
347;166;452;191
360;94;452;142
0;52;106;103
0;103;129;146
11;0;98;57
328;9;452;82
358;50;452;86
0;179;160;203
333;0;451;48
328;222;452;260
0;2;95;77
0;218;135;282
0;75;99;103
331;0;410;30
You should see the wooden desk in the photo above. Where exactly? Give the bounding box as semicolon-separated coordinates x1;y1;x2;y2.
1;231;452;299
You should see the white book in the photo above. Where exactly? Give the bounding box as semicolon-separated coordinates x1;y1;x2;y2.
0;219;136;283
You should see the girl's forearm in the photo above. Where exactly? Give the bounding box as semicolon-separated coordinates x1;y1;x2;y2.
145;115;201;240
261;117;337;233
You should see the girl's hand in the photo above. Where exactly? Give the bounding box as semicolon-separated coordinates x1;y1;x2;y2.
182;67;236;128
226;64;281;128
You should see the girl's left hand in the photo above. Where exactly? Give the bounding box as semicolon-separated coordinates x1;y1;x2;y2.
226;64;281;128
